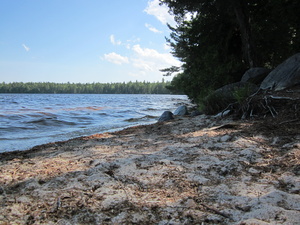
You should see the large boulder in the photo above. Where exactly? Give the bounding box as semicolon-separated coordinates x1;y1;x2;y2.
158;111;174;122
173;105;188;116
203;82;258;115
260;53;300;90
241;67;271;85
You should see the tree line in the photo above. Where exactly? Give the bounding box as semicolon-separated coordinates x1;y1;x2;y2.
0;80;181;94
160;0;300;104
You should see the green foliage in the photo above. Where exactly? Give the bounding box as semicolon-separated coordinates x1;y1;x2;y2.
202;91;228;115
161;0;300;105
0;81;178;94
232;85;254;104
202;83;257;114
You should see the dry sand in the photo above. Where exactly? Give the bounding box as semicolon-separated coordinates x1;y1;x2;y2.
0;115;299;224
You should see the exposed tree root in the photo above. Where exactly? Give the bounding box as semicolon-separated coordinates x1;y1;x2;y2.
232;86;300;120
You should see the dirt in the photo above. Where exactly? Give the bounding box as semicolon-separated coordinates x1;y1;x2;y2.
0;90;299;224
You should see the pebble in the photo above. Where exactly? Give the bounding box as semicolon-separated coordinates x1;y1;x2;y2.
220;135;231;142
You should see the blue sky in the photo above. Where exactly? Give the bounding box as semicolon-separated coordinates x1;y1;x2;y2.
0;0;181;83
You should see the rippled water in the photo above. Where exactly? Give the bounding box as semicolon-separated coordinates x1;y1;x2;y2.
0;94;188;152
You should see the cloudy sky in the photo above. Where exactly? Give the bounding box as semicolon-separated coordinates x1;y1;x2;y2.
0;0;181;83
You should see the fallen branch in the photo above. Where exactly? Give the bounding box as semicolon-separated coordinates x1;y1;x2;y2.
207;123;240;131
200;203;232;219
269;95;299;101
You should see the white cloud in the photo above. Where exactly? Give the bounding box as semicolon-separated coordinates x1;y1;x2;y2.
131;44;181;73
132;58;154;71
110;35;121;45
163;43;171;50
145;23;162;33
132;44;179;65
22;44;30;52
103;52;129;65
102;43;181;80
144;0;175;26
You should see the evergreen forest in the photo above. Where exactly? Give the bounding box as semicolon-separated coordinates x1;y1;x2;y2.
0;80;178;94
160;0;300;104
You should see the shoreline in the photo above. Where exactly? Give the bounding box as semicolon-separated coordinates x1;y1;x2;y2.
0;120;157;154
0;115;299;224
0;93;189;153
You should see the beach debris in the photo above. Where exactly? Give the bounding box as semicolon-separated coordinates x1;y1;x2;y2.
0;114;299;224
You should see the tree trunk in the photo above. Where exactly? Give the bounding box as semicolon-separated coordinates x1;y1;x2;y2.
232;0;257;67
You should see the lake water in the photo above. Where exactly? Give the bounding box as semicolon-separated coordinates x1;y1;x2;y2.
0;94;188;152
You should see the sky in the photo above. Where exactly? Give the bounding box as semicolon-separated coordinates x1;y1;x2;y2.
0;0;181;83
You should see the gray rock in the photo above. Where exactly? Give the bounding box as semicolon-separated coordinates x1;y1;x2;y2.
173;105;188;116
241;67;271;84
220;135;231;142
158;111;174;122
214;82;258;99
214;110;231;118
190;110;202;117
204;82;258;114
260;53;300;90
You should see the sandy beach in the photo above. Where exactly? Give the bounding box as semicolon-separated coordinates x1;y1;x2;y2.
0;115;299;224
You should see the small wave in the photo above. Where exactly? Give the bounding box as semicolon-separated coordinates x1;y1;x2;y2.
124;115;157;122
37;112;57;116
20;108;33;111
71;116;93;120
26;118;77;126
61;106;105;111
145;107;157;111
98;112;108;116
0;126;36;134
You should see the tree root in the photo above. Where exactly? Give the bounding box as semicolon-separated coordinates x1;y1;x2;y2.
222;88;300;120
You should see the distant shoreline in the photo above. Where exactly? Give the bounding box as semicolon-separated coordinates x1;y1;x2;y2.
0;81;183;95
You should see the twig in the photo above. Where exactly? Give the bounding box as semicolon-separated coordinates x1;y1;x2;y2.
200;203;232;219
221;103;236;116
248;88;262;98
56;197;61;210
278;119;299;125
250;109;254;117
269;95;299;100
264;96;277;118
286;90;300;93
207;123;239;131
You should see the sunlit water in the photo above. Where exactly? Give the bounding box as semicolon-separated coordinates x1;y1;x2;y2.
0;94;188;152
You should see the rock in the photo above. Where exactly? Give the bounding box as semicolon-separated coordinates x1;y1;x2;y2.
248;168;260;174
190;110;202;117
158;111;174;122
185;199;197;208
260;53;300;90
241;67;271;84
214;110;231;118
214;82;258;99
220;135;231;142
204;82;258;114
173;105;188;116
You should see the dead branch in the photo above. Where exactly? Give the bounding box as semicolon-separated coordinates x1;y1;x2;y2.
269;95;299;101
200;203;232;219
